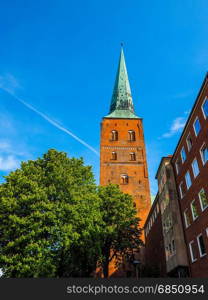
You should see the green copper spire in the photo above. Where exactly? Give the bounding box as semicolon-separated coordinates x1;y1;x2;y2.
105;47;139;119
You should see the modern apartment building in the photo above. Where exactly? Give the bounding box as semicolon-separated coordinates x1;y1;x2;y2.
145;73;208;277
172;73;208;277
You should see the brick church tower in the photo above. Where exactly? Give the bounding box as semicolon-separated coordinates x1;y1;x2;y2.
100;47;151;240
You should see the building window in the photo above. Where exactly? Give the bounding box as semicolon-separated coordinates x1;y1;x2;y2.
111;130;118;141
202;98;208;118
163;215;172;234
191;200;199;220
199;189;208;211
200;144;208;165
193;117;201;136
175;158;181;174
156;203;159;213
111;152;117;160
172;239;176;254
130;152;136;161
121;174;128;184
165;245;169;261
128;130;135;141
189;241;197;262
181;147;187;163
179;182;185;199
192;158;199;178
186;134;193;152
197;234;206;257
185;171;192;190
184;209;191;228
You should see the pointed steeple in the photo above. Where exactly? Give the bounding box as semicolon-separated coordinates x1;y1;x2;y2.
105;47;139;119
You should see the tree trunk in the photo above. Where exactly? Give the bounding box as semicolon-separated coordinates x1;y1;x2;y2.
103;260;109;278
102;247;110;278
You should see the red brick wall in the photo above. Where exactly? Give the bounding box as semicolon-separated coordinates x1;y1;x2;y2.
100;117;151;277
172;77;208;277
144;197;167;277
100;118;151;231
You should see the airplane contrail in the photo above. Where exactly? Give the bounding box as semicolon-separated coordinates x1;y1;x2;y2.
0;87;99;156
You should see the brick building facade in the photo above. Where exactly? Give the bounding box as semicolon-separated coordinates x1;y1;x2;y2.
144;193;167;277
145;73;208;277
172;73;208;277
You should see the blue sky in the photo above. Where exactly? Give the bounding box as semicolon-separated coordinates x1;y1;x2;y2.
0;0;208;196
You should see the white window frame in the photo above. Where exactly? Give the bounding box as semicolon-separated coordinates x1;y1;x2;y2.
179;182;184;199
191;199;198;221
193;117;201;137
181;147;186;163
189;240;197;262
198;188;208;211
197;233;206;258
184;208;190;228
200;143;208;165
192;158;200;178
186;133;193;152
175;159;180;174
185;171;192;190
201;97;208;119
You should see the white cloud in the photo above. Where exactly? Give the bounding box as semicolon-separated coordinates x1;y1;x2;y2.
161;117;186;138
171;90;193;99
0;139;27;157
184;110;191;115
0;140;10;151
0;155;20;171
0;139;29;173
0;73;21;94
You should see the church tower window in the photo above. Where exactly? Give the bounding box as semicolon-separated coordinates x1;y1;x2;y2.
121;174;129;184
111;130;118;141
111;152;117;160
130;152;136;161
128;130;135;141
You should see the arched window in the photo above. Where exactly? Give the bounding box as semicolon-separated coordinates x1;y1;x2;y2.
130;152;136;161
121;174;129;184
128;130;135;141
111;130;118;141
111;152;117;160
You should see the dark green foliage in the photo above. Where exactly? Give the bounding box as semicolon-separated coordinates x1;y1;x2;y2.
97;184;143;277
0;149;142;278
0;149;101;277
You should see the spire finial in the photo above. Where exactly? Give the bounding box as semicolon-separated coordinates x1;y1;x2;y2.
121;42;123;47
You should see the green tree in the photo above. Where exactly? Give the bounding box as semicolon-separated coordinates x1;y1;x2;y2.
0;149;101;277
97;184;143;278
